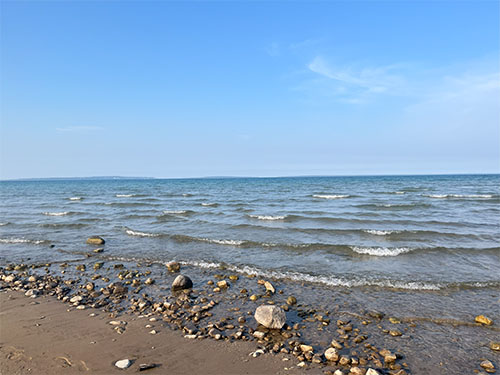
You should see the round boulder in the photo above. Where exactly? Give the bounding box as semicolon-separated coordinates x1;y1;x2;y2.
254;305;286;329
172;274;193;290
86;236;105;245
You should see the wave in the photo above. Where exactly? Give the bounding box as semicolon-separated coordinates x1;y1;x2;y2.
351;246;414;256
125;229;160;237
312;194;350;199
0;222;10;226
162;210;192;215
182;193;193;197
116;194;134;197
371;191;405;195
355;203;430;210
0;237;49;245
39;223;89;229
68;197;82;201
102;202;160;207
248;214;286;221
201;202;219;207
42;211;70;216
363;229;399;236
424;194;494;199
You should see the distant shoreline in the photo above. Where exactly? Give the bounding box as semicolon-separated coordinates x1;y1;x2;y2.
1;172;499;182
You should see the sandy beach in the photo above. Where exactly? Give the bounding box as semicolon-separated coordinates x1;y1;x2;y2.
0;289;313;375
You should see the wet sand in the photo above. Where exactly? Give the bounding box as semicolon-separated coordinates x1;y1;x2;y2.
0;290;313;375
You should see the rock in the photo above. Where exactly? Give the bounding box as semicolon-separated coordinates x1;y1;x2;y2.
389;317;401;324
25;289;39;298
286;296;297;305
254;305;286;329
86;236;105;245
264;281;275;293
70;295;83;303
172;275;193;290
250;349;265;358
339;356;350;366
149;329;157;335
480;360;495;370
300;344;313;353
389;330;402;336
324;347;339;361
331;339;343;349
4;275;16;283
216;280;229;288
139;363;156;371
384;353;397;363
114;359;131;369
249;294;259;301
76;264;86;272
145;278;154;285
366;369;381;375
166;261;180;273
253;331;266;339
85;282;94;291
93;262;104;270
109;320;127;326
229;275;239;281
93;248;104;253
476;315;494;325
28;276;37;282
350;368;365;375
490;342;500;351
334;371;344;375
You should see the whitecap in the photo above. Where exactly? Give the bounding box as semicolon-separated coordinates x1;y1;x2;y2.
69;197;82;201
249;214;286;221
0;238;47;245
201;203;218;206
201;238;244;246
116;194;134;198
312;194;350;199
351;246;414;256
0;222;10;226
163;210;187;214
363;229;398;236
43;211;69;216
125;229;160;237
425;194;493;199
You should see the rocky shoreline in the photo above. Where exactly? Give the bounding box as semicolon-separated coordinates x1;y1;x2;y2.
1;237;499;374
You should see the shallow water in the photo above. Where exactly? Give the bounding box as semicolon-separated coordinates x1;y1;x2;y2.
1;175;499;373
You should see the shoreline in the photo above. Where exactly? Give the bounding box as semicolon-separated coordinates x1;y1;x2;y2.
1;257;498;375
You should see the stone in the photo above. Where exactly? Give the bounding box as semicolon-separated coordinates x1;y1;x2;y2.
76;264;86;272
249;294;259;301
389;330;402;336
253;331;266;339
339;356;350;366
139;363;156;371
264;281;275;293
331;339;343;349
334;371;344;375
229;275;238;281
490;342;500;351
166;261;180;273
114;359;131;369
324;347;339;362
172;275;193;290
25;289;39;298
480;360;495;370
216;280;229;288
4;275;16;283
70;295;83;303
300;344;313;353
93;248;104;253
254;305;286;329
384;353;397;363
366;370;381;375
85;282;94;291
145;278;154;285
476;315;494;325
286;296;297;305
350;368;365;375
87;236;105;245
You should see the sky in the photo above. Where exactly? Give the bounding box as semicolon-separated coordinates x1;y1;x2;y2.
1;1;499;179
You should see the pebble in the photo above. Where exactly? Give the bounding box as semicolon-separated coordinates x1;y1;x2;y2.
480;360;495;370
476;315;494;326
114;359;131;369
149;329;157;335
366;369;381;375
490;342;500;351
324;347;339;361
389;330;402;337
286;296;297;305
76;305;85;310
264;281;275;293
139;363;157;371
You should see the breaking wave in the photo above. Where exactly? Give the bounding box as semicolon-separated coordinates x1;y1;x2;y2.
42;211;70;216
248;214;287;221
116;194;134;197
68;197;82;201
125;229;160;237
425;194;494;199
0;237;49;245
312;194;350;199
351;246;414;256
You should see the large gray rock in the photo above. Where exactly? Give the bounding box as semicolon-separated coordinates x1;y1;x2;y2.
172;274;193;290
254;305;286;329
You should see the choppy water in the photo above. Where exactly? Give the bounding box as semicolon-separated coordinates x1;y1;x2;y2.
1;175;499;291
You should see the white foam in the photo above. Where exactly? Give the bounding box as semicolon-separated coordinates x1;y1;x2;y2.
125;229;159;237
163;210;187;214
425;194;493;199
0;238;47;245
351;246;413;256
43;211;69;216
69;197;82;201
0;222;9;226
312;194;350;199
249;215;286;221
201;238;244;246
364;229;398;236
201;203;217;206
116;194;134;197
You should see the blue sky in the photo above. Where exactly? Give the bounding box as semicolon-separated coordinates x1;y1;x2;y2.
1;1;499;179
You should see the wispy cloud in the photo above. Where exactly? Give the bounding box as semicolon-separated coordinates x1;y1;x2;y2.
56;126;104;132
266;42;280;57
307;56;404;99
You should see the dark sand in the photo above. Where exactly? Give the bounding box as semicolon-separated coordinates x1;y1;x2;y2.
0;290;315;375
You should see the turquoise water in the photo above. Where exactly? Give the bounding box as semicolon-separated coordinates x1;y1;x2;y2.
1;174;499;290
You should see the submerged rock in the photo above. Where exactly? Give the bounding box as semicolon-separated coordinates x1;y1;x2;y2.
475;315;494;325
490;342;500;351
286;296;297;305
166;261;180;273
86;236;105;245
172;275;193;290
254;305;286;329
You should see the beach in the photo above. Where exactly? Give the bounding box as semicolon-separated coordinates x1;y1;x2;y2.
0;176;499;374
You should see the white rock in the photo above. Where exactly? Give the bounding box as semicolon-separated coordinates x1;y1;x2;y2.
324;347;339;361
4;275;16;283
76;305;85;310
366;369;381;375
254;305;286;329
69;295;82;303
334;370;345;375
114;359;132;369
109;320;127;326
149;329;157;335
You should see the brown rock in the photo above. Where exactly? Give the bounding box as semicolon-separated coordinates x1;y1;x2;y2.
86;236;105;245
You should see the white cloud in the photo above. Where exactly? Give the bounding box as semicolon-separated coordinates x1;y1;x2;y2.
56;126;104;132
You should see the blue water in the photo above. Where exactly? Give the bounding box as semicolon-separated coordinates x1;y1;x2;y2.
1;175;499;291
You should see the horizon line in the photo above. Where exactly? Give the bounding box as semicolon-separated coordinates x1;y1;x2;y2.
1;172;499;182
